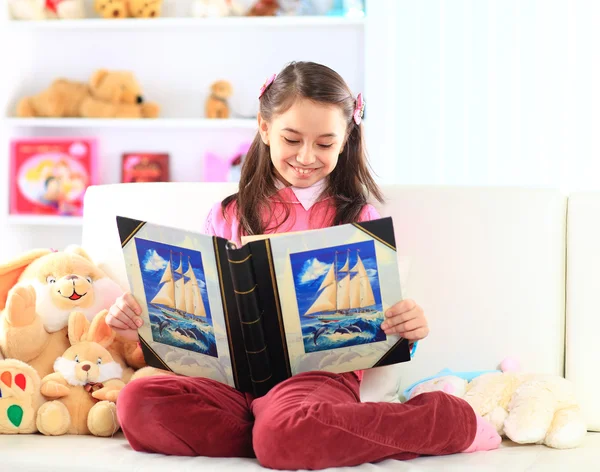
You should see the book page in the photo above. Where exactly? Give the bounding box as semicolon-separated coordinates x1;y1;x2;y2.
266;220;404;376
118;218;235;387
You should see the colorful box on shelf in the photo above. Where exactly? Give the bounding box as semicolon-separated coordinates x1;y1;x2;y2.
9;137;98;218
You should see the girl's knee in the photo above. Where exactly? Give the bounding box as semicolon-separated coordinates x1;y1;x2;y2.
116;378;154;433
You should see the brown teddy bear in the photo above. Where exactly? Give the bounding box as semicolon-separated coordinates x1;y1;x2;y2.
36;311;124;436
94;0;163;18
0;246;145;383
206;80;233;119
17;69;160;119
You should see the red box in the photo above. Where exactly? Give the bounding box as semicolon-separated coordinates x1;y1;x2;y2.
9;138;98;217
121;153;170;183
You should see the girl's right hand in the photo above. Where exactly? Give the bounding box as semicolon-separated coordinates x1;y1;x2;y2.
106;292;143;342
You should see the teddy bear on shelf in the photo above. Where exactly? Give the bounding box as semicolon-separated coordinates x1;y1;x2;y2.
8;0;85;20
191;0;246;17
206;80;233;119
0;246;145;385
93;0;163;18
247;0;279;16
36;310;124;436
17;69;160;119
405;358;587;449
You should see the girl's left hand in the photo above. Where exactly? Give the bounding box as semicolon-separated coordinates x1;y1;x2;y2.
381;299;429;341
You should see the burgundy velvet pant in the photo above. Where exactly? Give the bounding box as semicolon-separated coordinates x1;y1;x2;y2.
117;371;476;470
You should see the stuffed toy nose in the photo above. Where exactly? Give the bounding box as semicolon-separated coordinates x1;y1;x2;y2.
136;95;144;104
66;275;79;281
81;364;91;372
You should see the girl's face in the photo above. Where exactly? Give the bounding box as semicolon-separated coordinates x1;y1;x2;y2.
258;98;347;188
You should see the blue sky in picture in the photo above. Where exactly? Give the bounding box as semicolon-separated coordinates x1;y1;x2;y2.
290;240;381;323
134;237;213;322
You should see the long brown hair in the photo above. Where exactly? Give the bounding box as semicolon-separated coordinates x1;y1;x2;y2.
222;61;383;238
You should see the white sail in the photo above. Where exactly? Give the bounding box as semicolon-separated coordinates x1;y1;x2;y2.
174;253;186;310
349;272;361;308
339;252;350;272
337;273;351;310
355;255;376;307
317;263;335;292
305;281;337;315
185;261;207;318
158;259;174;286
150;277;175;307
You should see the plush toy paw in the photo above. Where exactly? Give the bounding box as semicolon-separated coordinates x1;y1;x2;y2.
544;407;587;449
5;285;38;327
36;400;71;436
87;401;119;437
463;414;502;453
0;360;42;434
129;0;162;18
41;380;70;398
141;102;160;118
130;366;175;382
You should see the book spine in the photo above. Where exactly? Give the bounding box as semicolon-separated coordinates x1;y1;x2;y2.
226;242;274;397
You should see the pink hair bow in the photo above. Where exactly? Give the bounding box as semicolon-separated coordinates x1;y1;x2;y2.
259;73;277;98
353;93;365;125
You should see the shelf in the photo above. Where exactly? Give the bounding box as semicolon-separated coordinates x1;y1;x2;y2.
5;16;365;31
7;215;83;226
4;118;258;129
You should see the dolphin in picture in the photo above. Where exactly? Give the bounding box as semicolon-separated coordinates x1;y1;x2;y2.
159;320;169;336
313;326;327;345
346;324;362;333
184;329;198;340
334;327;352;335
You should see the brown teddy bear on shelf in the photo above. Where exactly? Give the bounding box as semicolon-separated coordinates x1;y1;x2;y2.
247;0;279;16
206;80;233;119
36;310;124;436
94;0;163;18
17;69;160;119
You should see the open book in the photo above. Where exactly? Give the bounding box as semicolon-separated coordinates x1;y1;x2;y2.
117;215;410;397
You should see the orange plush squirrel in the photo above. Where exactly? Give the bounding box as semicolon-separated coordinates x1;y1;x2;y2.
36;310;125;436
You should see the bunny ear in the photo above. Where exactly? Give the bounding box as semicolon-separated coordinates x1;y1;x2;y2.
87;310;115;349
68;311;90;345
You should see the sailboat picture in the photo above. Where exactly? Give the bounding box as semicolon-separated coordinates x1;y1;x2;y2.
134;237;217;357
290;240;386;354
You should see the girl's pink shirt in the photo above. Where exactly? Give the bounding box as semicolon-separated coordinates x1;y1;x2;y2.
203;187;381;382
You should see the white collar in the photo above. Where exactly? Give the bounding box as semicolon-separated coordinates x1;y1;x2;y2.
275;178;328;211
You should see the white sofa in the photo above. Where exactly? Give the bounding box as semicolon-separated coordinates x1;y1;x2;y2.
2;183;599;471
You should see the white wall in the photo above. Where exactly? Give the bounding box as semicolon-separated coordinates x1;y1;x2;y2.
371;0;600;190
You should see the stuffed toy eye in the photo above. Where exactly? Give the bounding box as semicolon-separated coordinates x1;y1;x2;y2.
97;357;102;365
86;276;93;284
75;355;80;363
46;276;56;284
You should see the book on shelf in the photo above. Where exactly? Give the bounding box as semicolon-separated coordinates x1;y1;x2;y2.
121;152;170;183
9;137;98;217
117;215;409;397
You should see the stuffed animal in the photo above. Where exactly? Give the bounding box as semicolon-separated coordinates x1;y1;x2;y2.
205;80;233;119
17;69;160;119
93;0;163;18
0;246;144;383
406;358;587;449
94;0;129;18
128;0;163;18
192;0;246;17
247;0;279;16
36;310;124;436
8;0;85;20
0;359;44;434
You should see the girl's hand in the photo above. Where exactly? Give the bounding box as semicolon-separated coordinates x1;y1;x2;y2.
106;292;143;342
381;299;429;341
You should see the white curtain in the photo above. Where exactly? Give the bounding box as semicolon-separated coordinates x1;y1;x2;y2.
366;0;600;191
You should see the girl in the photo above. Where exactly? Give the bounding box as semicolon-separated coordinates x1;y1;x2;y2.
109;61;501;470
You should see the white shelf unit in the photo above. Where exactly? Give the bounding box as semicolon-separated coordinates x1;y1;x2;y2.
0;0;393;260
7;215;83;226
5;16;365;30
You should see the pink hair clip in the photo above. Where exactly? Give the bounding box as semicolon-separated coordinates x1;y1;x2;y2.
353;93;365;125
259;73;277;99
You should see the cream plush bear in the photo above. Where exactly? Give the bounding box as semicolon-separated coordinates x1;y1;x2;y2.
406;359;587;449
